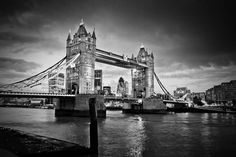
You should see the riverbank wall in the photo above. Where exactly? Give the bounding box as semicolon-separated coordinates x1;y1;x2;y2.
0;127;90;157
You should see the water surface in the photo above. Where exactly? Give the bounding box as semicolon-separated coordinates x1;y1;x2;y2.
0;108;236;157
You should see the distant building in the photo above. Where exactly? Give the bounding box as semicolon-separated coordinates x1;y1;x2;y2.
117;77;129;97
206;80;236;104
155;93;171;100
206;88;214;102
174;87;191;99
48;73;65;93
103;86;111;96
191;92;205;101
94;70;102;94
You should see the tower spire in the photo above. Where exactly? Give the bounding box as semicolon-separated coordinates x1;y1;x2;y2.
80;18;84;25
92;27;96;39
77;19;87;37
140;43;144;49
67;29;72;41
151;52;154;58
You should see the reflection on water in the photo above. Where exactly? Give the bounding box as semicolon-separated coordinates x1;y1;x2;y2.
0;108;236;157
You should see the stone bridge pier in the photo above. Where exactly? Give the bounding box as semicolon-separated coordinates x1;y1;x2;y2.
55;94;106;118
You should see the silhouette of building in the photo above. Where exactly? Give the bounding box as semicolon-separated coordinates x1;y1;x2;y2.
190;92;205;101
206;80;236;104
103;86;111;96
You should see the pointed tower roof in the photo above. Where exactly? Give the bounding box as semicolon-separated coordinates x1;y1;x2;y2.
80;18;84;25
77;19;87;37
137;43;148;61
92;28;96;39
151;52;154;58
140;43;145;49
67;30;72;41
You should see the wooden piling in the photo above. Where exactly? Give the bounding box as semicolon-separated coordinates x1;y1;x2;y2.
89;98;98;154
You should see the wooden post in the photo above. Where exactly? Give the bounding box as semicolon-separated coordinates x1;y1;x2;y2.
89;98;98;154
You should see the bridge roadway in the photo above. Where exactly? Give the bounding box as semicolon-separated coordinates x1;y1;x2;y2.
0;91;75;98
0;92;139;102
95;48;148;69
163;100;188;104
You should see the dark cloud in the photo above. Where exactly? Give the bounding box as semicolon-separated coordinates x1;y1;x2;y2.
0;0;235;91
0;57;41;72
0;31;64;56
0;31;40;45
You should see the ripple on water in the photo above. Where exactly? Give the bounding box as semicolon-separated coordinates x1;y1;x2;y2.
1;108;236;156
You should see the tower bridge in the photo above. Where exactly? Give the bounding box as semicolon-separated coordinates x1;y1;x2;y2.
0;20;182;116
65;20;154;98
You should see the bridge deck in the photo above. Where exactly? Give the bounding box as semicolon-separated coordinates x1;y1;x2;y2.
95;49;148;69
0;92;75;98
163;100;188;104
0;92;139;100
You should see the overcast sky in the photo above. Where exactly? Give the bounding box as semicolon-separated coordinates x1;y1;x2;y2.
0;0;235;94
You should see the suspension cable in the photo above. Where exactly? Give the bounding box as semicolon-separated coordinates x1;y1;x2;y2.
0;56;69;90
153;71;176;99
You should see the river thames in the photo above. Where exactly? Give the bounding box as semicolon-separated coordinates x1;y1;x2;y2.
0;108;236;157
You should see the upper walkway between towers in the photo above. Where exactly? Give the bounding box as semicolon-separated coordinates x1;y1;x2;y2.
95;48;148;69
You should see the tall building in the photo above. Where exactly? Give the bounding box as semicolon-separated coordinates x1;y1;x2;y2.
48;73;65;93
206;88;214;102
117;77;125;97
174;87;191;99
103;86;111;96
94;70;102;94
117;77;129;97
131;44;154;98
65;19;96;94
206;80;236;104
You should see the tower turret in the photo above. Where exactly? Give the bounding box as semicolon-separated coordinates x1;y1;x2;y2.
65;19;96;94
77;19;87;37
92;28;96;39
66;30;72;45
66;30;72;59
137;44;148;62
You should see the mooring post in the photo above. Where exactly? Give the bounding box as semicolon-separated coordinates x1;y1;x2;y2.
89;98;98;154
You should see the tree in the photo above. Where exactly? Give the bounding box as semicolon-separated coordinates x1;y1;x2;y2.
193;96;204;106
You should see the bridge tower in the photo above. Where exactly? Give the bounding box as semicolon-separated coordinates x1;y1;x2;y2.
132;44;154;98
65;19;96;94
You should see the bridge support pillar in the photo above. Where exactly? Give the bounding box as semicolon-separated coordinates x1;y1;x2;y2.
131;45;154;98
55;94;106;118
122;98;167;114
145;65;154;98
